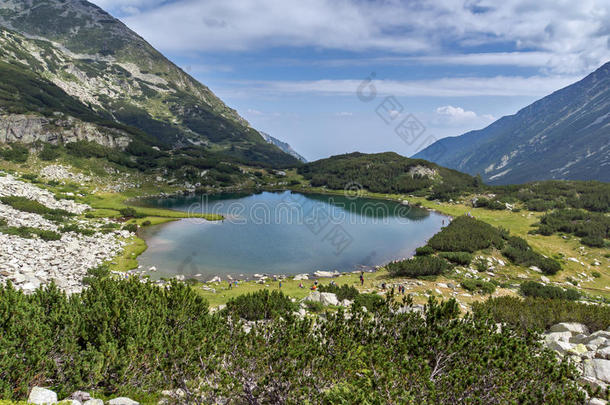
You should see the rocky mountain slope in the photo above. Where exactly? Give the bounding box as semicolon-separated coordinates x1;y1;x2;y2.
0;0;299;167
260;132;307;162
414;62;610;184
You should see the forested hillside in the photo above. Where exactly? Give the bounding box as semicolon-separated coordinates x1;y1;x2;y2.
298;152;479;199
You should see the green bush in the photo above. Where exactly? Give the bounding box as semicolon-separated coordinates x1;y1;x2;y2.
352;293;385;311
119;207;137;217
519;281;580;300
1;144;29;163
0;275;587;403
60;224;96;236
142;220;152;226
223;289;296;321
119;207;146;219
502;236;561;275
0;274;216;400
474;257;488;272
438;251;473;265
318;283;359;301
461;279;496;295
35;229;62;241
415;245;434;256
0;196;72;218
387;255;450;278
474;198;506;210
533;209;609;246
427;216;505;252
581;235;605;248
304;300;324;313
473;296;610;332
0;223;61;241
39;143;62;161
122;224;138;233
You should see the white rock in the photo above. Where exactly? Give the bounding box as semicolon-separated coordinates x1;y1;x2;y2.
28;387;58;404
570;334;589;344
314;270;339;278
303;291;321;302
293;273;309;281
544;331;572;344
83;400;104;405
587;398;606;405
540;276;550;283
596;346;610;360
320;292;339;306
583;359;610;384
529;266;541;273
550;323;590;335
108;397;139;405
548;340;574;355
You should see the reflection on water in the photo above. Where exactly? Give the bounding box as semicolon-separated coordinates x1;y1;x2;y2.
137;191;446;279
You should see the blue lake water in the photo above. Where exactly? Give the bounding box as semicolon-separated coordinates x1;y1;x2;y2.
137;190;447;279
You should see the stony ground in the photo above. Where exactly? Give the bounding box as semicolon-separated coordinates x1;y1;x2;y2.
0;170;130;294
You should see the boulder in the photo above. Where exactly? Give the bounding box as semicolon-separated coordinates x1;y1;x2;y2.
585;337;608;351
544;331;572;344
28;387;58;404
320;292;339;306
549;323;590;335
596;346;610;360
293;273;309;281
83;400;104;405
570;334;589;344
303;291;321;302
108;398;139;405
70;391;92;402
583;359;610;384
568;344;588;355
547;340;573;355
313;270;339;278
588;398;606;405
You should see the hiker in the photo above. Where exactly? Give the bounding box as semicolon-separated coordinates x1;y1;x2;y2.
279;280;282;289
228;282;232;290
360;273;364;286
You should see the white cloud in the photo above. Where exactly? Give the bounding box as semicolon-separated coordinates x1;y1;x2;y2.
224;74;581;98
436;105;477;120
91;0;610;75
434;105;495;127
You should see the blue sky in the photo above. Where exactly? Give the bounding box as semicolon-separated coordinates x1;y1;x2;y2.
92;0;610;161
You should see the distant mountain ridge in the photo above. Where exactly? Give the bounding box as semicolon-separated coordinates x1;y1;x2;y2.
260;132;307;162
0;0;299;167
414;62;610;184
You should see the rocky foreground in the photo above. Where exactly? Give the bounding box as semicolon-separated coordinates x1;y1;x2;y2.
0;171;130;294
543;323;610;397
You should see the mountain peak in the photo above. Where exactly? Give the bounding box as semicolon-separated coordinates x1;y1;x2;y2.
414;61;610;184
0;0;301;167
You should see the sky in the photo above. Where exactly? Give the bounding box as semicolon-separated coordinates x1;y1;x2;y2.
91;0;610;161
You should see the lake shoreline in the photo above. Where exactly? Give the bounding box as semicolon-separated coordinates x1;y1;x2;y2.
132;189;451;282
